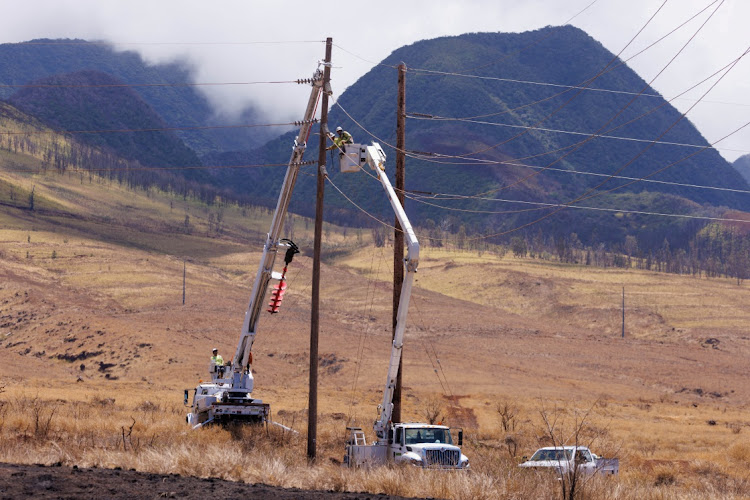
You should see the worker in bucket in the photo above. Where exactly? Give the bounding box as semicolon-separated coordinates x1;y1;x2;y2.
210;348;223;365
326;126;353;155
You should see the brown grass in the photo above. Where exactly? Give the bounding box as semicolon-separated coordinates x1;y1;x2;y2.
2;389;749;499
3;127;750;498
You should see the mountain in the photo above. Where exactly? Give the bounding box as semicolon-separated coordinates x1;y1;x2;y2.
734;154;750;184
8;70;204;178
0;39;273;154
219;26;749;251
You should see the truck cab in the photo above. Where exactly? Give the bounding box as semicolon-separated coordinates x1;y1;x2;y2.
345;423;469;469
391;423;469;468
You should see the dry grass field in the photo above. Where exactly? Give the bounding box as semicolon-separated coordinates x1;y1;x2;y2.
2;149;750;498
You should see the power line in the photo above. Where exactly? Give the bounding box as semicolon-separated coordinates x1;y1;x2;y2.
12;39;325;46
408;190;750;224
0;80;303;89
332;1;601;76
407;1;738;116
467;45;749;240
0;120;310;136
409;157;750;198
461;0;602;73
448;0;728;199
399;44;750;202
336;83;749;206
325;164;750;247
406;114;750;155
339;0;677;181
332;43;397;70
1;160;316;175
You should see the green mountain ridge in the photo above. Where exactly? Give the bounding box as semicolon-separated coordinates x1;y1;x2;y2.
2;29;747;254
8;70;204;179
215;26;749;251
0;39;272;154
734;154;750;184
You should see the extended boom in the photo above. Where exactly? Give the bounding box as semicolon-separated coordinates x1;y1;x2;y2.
185;66;324;428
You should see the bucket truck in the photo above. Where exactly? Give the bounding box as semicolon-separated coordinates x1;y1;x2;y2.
185;67;325;428
340;144;470;469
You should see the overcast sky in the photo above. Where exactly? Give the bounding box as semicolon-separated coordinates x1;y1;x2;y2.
1;0;748;161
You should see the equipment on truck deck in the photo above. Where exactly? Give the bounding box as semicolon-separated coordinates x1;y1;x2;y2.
184;66;324;428
341;143;470;469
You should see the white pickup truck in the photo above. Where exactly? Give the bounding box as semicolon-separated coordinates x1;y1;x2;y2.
519;446;619;475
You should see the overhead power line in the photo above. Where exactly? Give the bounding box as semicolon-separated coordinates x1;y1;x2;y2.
1;161;316;175
406;114;750;155
336;85;748;204
325;168;750;247
0;120;310;136
442;0;729;200
12;40;325;46
406;0;739;123
0;80;302;89
406;190;750;223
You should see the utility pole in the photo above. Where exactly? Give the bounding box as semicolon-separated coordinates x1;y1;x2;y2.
182;259;186;305
392;63;406;423
621;287;625;339
308;37;332;461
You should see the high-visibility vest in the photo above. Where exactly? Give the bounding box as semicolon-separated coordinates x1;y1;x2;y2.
211;354;224;365
338;131;353;144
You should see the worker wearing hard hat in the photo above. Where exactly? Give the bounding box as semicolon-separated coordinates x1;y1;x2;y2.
210;348;224;365
326;126;353;154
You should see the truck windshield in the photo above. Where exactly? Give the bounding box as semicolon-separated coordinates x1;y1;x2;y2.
404;428;453;445
530;449;573;461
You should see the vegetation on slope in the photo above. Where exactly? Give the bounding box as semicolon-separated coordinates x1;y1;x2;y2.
223;26;750;255
734;154;750;184
0;38;274;153
9;70;204;179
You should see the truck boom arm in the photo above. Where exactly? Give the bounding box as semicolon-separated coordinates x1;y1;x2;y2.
364;144;420;441
232;69;324;377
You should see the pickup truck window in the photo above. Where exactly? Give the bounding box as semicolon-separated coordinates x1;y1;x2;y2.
404;428;453;445
530;449;573;461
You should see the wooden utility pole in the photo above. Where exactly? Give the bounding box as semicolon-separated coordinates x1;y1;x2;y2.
182;259;186;305
308;37;332;461
621;287;625;339
392;63;406;423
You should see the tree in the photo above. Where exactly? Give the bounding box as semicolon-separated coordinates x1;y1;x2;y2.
511;236;527;257
497;400;519;432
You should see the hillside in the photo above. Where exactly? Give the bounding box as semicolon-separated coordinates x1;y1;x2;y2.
8;70;204;178
217;26;750;252
0;39;274;153
735;154;750;184
3;111;750;498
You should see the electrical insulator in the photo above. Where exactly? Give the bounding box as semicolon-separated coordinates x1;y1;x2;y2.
267;282;287;313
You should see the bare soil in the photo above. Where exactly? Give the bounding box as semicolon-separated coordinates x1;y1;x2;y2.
0;462;417;500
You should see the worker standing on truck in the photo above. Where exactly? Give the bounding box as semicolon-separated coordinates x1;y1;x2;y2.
327;126;353;155
210;348;223;365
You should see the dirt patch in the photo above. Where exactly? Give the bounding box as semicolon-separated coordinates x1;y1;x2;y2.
0;462;419;499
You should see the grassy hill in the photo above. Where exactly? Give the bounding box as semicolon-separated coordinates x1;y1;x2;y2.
3;102;750;497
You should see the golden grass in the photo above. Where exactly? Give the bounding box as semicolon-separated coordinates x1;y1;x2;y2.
337;246;750;339
2;387;749;499
4;125;750;498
